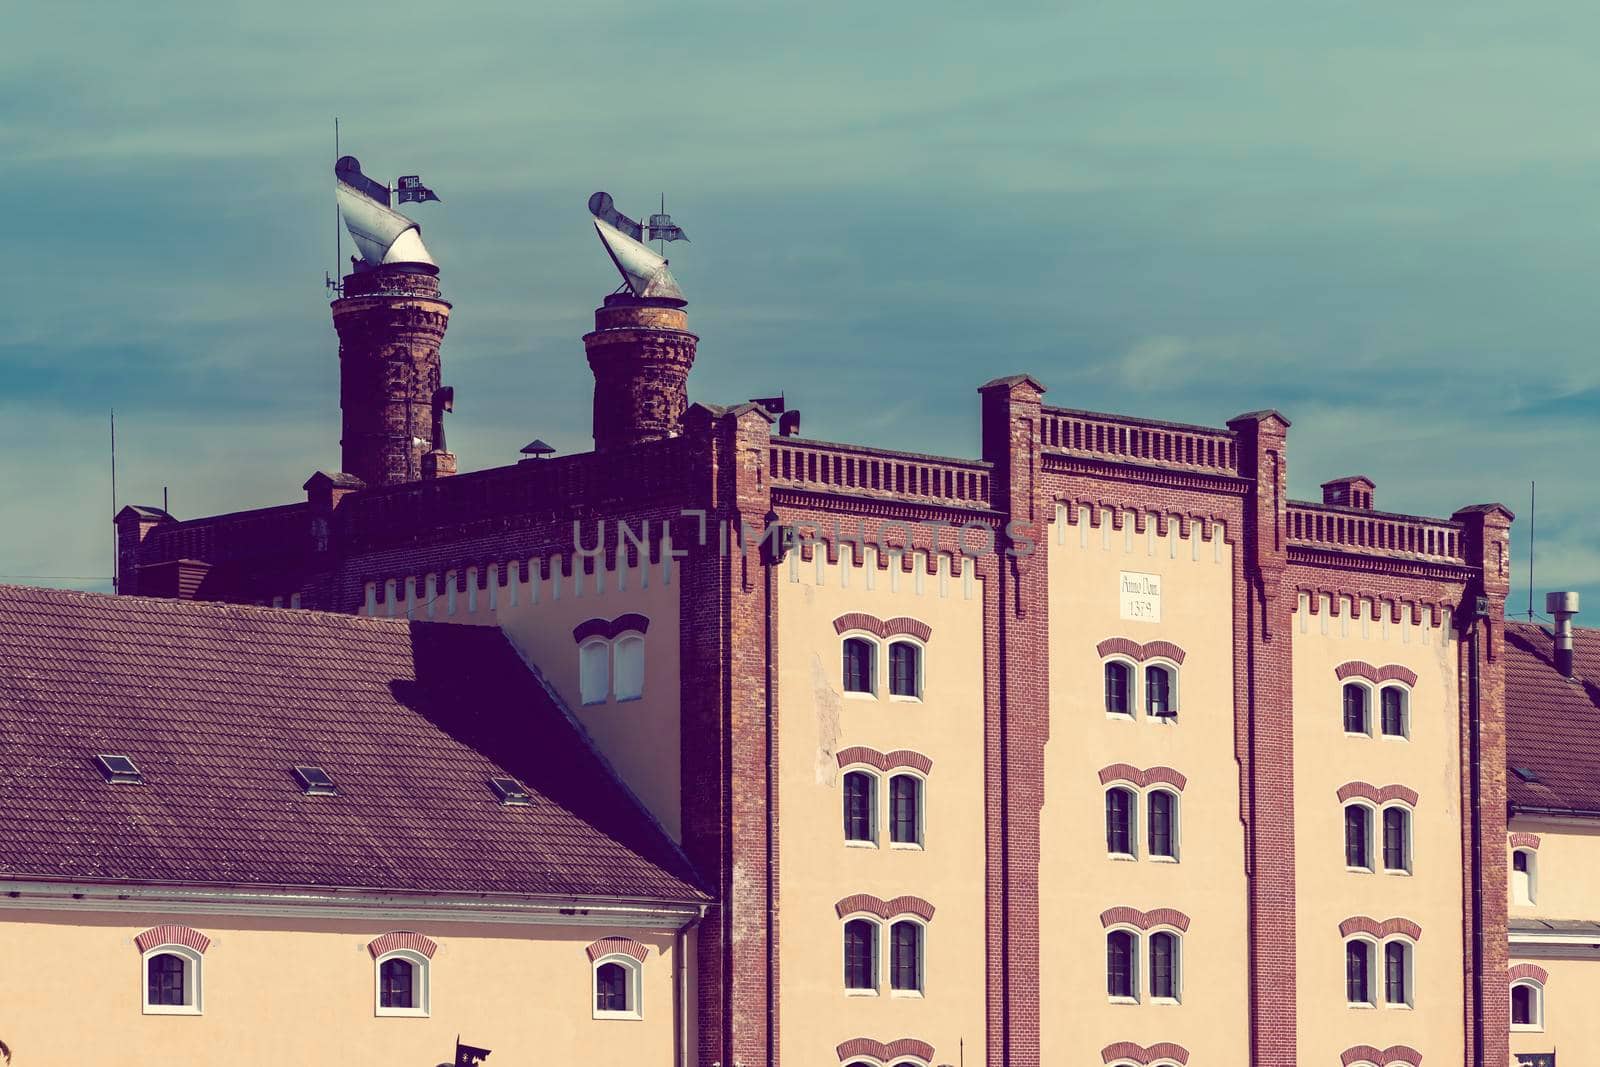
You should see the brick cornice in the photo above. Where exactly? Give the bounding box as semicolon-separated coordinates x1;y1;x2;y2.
1288;544;1478;583
1339;916;1422;941
1095;637;1187;664
1336;782;1420;807
1508;963;1548;985
835;894;936;922
1099;907;1191;933
1508;832;1541;850
1335;661;1420;688
134;924;211;955
585;936;649;963
832;613;933;642
1098;764;1187;791
572;612;650;643
1340;1045;1422;1067
1043;452;1252;496
836;747;934;774
367;930;437;959
1099;1041;1191;1065
836;1037;936;1062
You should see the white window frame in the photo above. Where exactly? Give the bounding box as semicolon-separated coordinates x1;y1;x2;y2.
840;633;880;700
141;944;203;1016
1511;847;1538;905
885;637;925;702
843;915;882;996
374;948;430;1018
841;766;880;848
1105;784;1140;861
1106;926;1142;1004
579;637;611;706
1344;801;1376;873
591;953;643;1020
887;769;927;850
1102;656;1139;720
1510;978;1545;1032
1345;935;1378;1008
612;631;646;702
1147;927;1184;1004
1143;660;1181;724
1380;936;1416;1010
1146;787;1182;862
1342;680;1374;738
887;916;927;998
1379;803;1414;876
1378;683;1411;740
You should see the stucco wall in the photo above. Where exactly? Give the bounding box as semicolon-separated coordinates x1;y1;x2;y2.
1291;594;1465;1063
1041;505;1249;1064
1506;954;1600;1063
1507;819;1600;921
775;546;988;1066
0;909;680;1067
1506;819;1600;1064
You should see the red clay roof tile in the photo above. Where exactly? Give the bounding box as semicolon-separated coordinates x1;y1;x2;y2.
1505;619;1600;815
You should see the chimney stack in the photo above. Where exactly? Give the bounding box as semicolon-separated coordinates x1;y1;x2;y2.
1546;591;1580;678
1322;476;1376;510
584;294;698;452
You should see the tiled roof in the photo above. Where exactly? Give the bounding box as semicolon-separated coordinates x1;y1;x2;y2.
0;585;705;902
1505;619;1600;816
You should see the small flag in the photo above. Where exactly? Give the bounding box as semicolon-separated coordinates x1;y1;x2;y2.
648;213;688;242
396;175;441;204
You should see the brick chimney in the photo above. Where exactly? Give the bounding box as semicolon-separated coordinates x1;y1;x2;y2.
583;294;698;452
1321;475;1375;510
330;264;452;486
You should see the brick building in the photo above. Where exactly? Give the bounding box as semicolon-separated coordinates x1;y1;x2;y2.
5;172;1591;1066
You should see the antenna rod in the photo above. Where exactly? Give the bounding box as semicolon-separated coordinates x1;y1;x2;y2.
1528;479;1535;620
110;408;117;594
334;117;341;287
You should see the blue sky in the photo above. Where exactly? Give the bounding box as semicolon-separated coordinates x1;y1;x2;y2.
3;1;1596;615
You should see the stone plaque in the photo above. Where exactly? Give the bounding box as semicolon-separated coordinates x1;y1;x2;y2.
1120;571;1162;623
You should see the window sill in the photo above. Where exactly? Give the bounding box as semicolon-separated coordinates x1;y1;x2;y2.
581;698;608;707
1382;868;1413;877
1343;730;1372;739
143;1005;202;1017
845;839;879;849
593;1009;644;1021
888;693;923;704
1151;996;1182;1006
1383;1002;1415;1012
843;691;878;702
1149;854;1179;864
1107;996;1140;1006
1105;712;1135;722
375;1007;429;1019
844;988;879;998
1346;1002;1377;1010
1108;852;1138;862
1511;1024;1545;1033
890;989;925;999
613;693;643;704
1380;733;1410;742
1345;866;1374;874
1147;715;1179;726
889;841;925;851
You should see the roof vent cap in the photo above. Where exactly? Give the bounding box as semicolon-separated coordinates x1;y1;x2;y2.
95;754;143;784
1546;592;1581;679
293;765;338;796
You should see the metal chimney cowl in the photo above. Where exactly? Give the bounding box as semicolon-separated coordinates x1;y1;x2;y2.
1546;590;1580;679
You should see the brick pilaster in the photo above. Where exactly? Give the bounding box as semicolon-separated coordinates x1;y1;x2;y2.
1454;503;1514;1067
1227;410;1298;1066
979;375;1050;1067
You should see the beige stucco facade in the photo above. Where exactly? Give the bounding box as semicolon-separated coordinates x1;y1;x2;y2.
775;547;988;1066
1291;594;1466;1063
1041;505;1250;1064
0;906;686;1067
1507;818;1600;1065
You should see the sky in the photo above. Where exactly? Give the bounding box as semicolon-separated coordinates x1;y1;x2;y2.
3;0;1596;616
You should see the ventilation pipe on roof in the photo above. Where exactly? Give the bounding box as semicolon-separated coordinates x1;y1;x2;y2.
1547;591;1580;678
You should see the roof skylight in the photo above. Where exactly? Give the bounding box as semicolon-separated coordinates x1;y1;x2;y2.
489;776;531;806
1512;766;1541;783
95;754;143;784
293;765;338;796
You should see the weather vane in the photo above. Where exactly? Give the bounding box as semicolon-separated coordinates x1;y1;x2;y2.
587;191;689;301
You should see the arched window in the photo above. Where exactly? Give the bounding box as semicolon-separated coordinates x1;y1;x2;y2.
1383;940;1412;1007
843;770;877;845
612;633;645;701
1381;806;1411;873
1511;979;1544;1030
1145;664;1175;719
1345;939;1374;1005
1104;661;1132;716
592;955;641;1019
143;946;202;1015
375;949;429;1017
843;918;878;992
579;638;610;705
842;637;876;695
1512;848;1537;905
1149;930;1180;1001
888;640;922;698
1106;787;1136;857
1379;685;1408;738
1106;930;1138;1000
889;919;924;994
1344;804;1372;870
1148;789;1178;860
889;773;923;847
1343;683;1370;735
